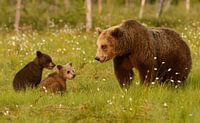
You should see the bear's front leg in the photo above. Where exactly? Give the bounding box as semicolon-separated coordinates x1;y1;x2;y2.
113;55;134;88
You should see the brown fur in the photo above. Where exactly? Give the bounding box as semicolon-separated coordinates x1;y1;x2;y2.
13;51;55;91
39;63;76;93
95;20;192;88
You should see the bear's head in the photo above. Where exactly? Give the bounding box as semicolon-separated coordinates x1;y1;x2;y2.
57;63;76;80
95;26;124;63
36;51;55;69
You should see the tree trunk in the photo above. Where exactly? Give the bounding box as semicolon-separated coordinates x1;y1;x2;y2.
156;0;165;18
14;0;22;33
125;0;129;7
64;0;70;11
98;0;102;15
106;0;113;26
164;0;172;12
139;0;145;19
132;0;134;9
185;0;190;12
86;0;92;32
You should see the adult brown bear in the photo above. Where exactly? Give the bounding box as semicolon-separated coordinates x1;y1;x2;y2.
95;20;192;88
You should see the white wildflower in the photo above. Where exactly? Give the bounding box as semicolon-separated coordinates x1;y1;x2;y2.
107;100;112;105
163;102;168;107
3;111;9;116
175;72;180;75
42;86;46;90
82;51;86;54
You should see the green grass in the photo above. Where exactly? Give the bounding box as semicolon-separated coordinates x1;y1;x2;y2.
0;2;200;123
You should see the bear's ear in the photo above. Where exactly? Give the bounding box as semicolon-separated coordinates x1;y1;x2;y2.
36;51;43;58
111;28;123;38
68;62;72;66
96;27;103;35
57;65;62;70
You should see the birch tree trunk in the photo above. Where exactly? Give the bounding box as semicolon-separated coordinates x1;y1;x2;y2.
164;0;172;12
185;0;190;12
86;0;92;32
98;0;102;15
139;0;145;19
106;0;113;26
156;0;165;18
14;0;22;33
125;0;129;7
64;0;70;11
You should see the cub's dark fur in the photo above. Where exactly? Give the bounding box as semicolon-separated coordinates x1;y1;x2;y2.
13;51;55;91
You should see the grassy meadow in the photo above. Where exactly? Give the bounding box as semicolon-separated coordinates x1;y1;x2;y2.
0;2;200;123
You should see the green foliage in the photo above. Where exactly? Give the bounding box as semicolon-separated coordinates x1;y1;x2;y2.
0;1;200;122
0;0;200;30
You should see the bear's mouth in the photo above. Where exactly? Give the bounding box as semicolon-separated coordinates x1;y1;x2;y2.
99;58;110;63
46;65;55;69
46;62;56;69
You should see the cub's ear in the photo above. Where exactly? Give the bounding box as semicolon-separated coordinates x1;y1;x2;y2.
68;62;73;66
36;51;43;58
111;28;123;38
57;65;62;70
96;27;103;35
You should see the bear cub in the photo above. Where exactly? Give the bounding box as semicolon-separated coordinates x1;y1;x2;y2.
39;63;76;93
13;51;55;91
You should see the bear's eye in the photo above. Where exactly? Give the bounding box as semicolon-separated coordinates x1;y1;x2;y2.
67;71;70;74
101;45;107;50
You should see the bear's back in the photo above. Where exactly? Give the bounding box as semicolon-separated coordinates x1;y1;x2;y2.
40;73;66;93
150;27;191;58
149;27;192;83
13;61;43;91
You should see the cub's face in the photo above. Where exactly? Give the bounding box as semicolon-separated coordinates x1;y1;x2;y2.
36;51;55;69
57;63;76;80
95;28;116;63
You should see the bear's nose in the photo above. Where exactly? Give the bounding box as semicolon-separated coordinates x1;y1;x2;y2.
95;57;100;61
